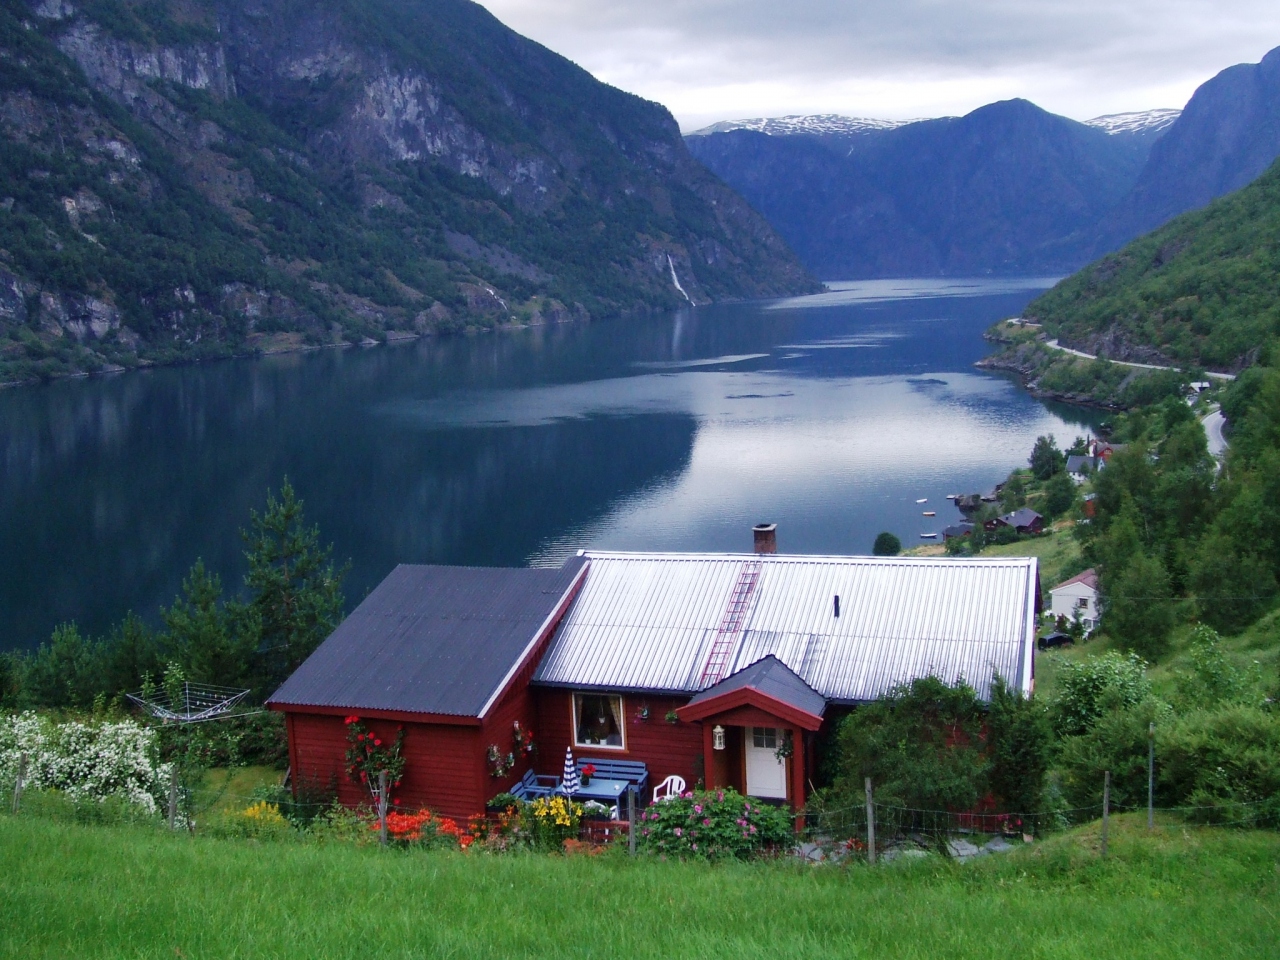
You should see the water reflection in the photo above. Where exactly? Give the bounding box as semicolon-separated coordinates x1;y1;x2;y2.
0;278;1098;651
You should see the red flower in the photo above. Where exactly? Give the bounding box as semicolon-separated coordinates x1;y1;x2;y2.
357;733;365;741
374;739;382;746
582;763;597;777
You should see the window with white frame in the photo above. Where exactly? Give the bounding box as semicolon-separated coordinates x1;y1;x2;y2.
751;727;778;749
573;694;625;749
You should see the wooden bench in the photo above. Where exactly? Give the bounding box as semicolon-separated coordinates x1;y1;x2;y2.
576;758;649;799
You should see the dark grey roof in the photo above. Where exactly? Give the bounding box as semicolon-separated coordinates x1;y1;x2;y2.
1002;508;1043;528
943;523;975;538
687;655;826;718
268;558;587;718
1066;455;1099;474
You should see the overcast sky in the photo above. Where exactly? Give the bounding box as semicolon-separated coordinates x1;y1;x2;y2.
479;0;1280;131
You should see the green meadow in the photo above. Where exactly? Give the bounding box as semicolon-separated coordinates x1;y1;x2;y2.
1;812;1277;960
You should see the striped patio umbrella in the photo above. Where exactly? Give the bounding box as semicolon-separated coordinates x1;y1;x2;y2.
561;745;580;795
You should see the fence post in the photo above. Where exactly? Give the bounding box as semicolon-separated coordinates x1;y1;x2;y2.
378;770;389;846
11;752;26;815
1147;722;1155;831
865;777;876;865
628;785;637;857
1101;770;1110;858
167;764;178;831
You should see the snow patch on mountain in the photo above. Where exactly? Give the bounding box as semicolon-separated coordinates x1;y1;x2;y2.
1084;109;1182;136
687;114;921;138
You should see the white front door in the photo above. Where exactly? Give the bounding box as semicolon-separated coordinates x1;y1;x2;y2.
744;727;787;799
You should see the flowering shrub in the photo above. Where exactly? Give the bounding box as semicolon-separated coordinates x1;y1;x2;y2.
232;800;293;840
343;716;405;799
373;807;472;849
637;788;792;859
528;794;583;849
0;711;171;815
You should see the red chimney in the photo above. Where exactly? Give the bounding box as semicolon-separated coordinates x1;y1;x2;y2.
753;523;777;554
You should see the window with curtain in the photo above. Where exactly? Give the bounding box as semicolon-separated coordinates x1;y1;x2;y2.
573;693;625;749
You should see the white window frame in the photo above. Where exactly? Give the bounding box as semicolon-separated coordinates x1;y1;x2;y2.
571;693;627;751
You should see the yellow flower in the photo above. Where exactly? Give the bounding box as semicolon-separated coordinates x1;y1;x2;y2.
240;801;287;827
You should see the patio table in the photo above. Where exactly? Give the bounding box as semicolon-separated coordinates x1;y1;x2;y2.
572;778;632;817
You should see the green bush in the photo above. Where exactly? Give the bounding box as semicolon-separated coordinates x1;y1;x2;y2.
1051;652;1151;738
826;677;989;817
1157;704;1280;826
1174;625;1261;708
987;678;1052;814
155;711;289;770
872;532;901;556
1056;699;1168;811
637;788;792;859
1042;471;1078;519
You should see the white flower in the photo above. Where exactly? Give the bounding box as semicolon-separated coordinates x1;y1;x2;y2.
1;712;169;815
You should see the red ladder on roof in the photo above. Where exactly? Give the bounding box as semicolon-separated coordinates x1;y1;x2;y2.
699;561;762;686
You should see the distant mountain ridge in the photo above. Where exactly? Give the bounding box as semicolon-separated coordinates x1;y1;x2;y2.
686;45;1280;279
692;108;1182;142
0;0;816;383
687;98;1151;278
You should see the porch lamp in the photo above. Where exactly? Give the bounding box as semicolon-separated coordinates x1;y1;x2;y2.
712;725;726;750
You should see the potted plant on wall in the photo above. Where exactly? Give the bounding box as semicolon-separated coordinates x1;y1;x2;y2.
636;705;651;722
664;709;680;724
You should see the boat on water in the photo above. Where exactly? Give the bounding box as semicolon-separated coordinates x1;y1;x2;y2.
923;511;936;517
920;532;938;539
916;498;928;504
946;494;958;500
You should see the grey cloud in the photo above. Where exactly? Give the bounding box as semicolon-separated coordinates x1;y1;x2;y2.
481;0;1280;125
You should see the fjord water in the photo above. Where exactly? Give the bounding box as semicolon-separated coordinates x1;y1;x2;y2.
0;278;1099;651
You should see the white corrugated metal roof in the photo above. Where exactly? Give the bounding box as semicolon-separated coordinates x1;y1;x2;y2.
533;552;1038;702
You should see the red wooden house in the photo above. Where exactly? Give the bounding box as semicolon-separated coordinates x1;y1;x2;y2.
269;544;1040;821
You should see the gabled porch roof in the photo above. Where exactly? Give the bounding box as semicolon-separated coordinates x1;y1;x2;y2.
677;656;825;730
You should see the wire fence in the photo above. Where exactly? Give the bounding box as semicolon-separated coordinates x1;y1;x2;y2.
6;765;1278;861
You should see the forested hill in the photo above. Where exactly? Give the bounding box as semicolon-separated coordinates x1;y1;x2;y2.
1024;157;1280;372
0;0;817;383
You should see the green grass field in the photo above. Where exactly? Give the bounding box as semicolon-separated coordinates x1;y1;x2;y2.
1;813;1277;959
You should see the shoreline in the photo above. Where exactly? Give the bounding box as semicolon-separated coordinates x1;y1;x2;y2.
0;313;584;392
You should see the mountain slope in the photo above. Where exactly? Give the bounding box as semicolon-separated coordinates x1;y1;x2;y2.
686;99;1152;278
1096;47;1280;250
1025;157;1280;371
0;0;816;382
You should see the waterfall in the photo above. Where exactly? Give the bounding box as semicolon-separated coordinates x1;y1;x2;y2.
667;255;693;304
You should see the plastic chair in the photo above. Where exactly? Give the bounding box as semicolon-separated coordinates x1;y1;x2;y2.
651;775;686;802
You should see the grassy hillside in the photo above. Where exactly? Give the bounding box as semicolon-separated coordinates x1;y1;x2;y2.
1026;157;1280;371
1;813;1278;959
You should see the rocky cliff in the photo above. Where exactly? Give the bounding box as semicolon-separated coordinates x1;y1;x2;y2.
1095;46;1280;252
0;0;817;382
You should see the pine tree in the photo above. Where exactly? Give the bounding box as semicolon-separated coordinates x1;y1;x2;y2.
162;560;260;689
242;480;348;692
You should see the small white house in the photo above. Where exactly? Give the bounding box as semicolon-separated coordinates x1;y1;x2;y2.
1049;568;1100;630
